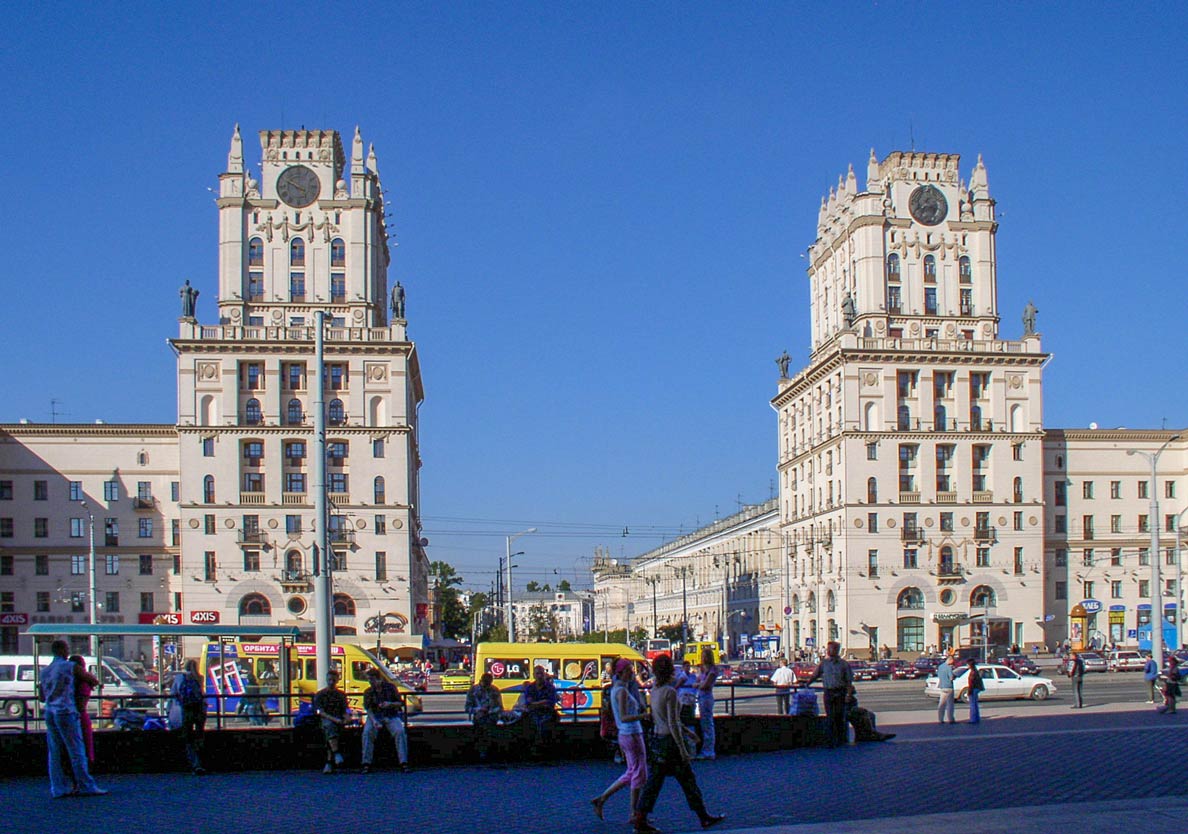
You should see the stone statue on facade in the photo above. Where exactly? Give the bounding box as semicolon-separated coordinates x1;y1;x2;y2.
775;350;791;379
390;281;406;319
841;291;856;328
179;280;199;319
1022;300;1038;335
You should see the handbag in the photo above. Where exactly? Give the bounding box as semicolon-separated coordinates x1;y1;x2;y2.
167;701;183;730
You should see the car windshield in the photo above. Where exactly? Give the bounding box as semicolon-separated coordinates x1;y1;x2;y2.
104;658;140;683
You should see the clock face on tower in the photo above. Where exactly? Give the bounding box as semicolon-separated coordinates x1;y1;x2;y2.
908;185;948;225
276;165;321;208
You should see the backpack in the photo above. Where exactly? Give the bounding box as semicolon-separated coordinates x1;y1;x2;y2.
599;690;616;740
176;674;204;707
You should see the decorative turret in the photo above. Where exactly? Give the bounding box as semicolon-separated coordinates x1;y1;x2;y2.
227;124;243;174
866;148;882;193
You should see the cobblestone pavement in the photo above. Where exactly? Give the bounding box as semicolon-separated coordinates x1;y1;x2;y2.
4;705;1186;834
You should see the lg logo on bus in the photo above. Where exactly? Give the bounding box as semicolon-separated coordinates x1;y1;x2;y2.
190;611;220;624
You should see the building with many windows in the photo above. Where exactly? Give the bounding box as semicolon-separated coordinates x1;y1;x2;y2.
0;127;429;658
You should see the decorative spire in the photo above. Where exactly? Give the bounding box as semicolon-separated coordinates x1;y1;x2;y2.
366;142;378;175
837;174;846;195
227;124;243;173
827;185;836;210
845;163;857;194
970;153;988;196
351;125;364;174
866;148;882;193
818;195;827;226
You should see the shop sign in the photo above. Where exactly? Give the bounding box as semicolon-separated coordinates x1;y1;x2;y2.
190;610;220;624
0;613;29;626
1081;599;1103;614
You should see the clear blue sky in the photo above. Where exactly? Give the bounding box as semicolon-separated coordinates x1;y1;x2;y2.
2;3;1185;592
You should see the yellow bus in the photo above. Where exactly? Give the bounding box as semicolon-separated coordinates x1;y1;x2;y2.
682;641;721;666
198;641;422;715
474;641;645;717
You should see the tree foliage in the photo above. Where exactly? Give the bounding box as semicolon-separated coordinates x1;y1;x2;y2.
429;560;468;639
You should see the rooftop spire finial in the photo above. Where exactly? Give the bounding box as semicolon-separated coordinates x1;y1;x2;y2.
227;123;244;173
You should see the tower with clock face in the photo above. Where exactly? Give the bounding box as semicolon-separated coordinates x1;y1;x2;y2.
773;150;1050;659
170;126;428;652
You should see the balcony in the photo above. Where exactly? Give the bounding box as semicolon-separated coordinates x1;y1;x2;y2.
901;527;926;544
240;492;266;505
280;570;312;591
937;563;965;581
238;530;266;545
936;492;957;504
972;491;994;503
133;497;155;511
282;493;308;506
329;530;356;545
974;527;997;544
899;492;921;504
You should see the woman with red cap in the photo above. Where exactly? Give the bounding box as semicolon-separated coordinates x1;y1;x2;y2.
590;658;649;824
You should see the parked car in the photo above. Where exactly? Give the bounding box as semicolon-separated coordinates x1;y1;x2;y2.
793;661;817;683
924;663;1057;701
912;657;942;679
735;661;775;685
1001;654;1041;677
847;661;878;682
1108;650;1147;672
1061;652;1108;674
439;668;473;692
873;659;909;679
715;664;737;686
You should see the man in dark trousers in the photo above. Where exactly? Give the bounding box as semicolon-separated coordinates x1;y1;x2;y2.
1068;650;1085;708
313;669;348;773
807;640;854;747
360;667;409;773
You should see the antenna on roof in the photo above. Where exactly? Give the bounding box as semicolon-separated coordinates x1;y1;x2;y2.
909;120;915;151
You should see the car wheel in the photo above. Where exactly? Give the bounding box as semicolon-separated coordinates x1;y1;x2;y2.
955;689;967;703
4;700;25;719
1030;685;1049;701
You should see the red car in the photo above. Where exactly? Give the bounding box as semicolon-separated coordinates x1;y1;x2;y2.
793;662;817;683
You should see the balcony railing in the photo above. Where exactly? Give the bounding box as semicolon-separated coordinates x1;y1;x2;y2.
238;530;266;545
133;497;155;510
329;530;356;545
240;492;266;505
282;493;308;505
936;492;957;504
972;491;994;503
901;528;925;544
899;492;921;504
974;527;997;543
937;563;963;578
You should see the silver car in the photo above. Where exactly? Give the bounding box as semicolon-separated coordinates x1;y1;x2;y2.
924;663;1058;701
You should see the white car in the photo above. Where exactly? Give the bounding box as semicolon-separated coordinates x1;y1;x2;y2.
923;663;1057;701
1108;650;1146;672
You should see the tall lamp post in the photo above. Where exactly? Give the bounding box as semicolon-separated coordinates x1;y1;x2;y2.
1173;506;1188;650
78;501;98;664
644;575;660;638
505;527;537;643
1128;433;1180;671
673;566;690;654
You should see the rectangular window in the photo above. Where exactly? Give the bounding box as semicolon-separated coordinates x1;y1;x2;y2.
0;555;11;575
1012;443;1023;461
1083;481;1094;499
328;473;348;493
286;515;302;534
940;512;954;532
139;518;153;538
34;480;48;501
924;287;937;315
0;481;10;500
243;441;264;463
1139;515;1149;533
72;555;86;575
1082;582;1093;600
290;273;306;302
0;518;11;538
1082;515;1094;539
105;591;120;613
139;554;153;575
976;547;990;568
140;592;154;613
331;551;347;572
203;437;215;457
1111;581;1123;599
1110;515;1122;533
71;592;86;613
327;441;349;462
1166;514;1177;533
172;554;181;575
171;519;180;547
69;481;83;501
1139;580;1150;598
204;514;216;535
1111;548;1122;567
1054;515;1066;534
285;472;307;493
286;363;304;390
1139;548;1150;566
373;438;385;458
1054;482;1066;507
244;550;260;572
867;550;879;579
104;479;120;501
866;442;877;461
374;515;386;535
959;288;972;316
37;591;51;612
903;549;918;569
1055;548;1067;567
1055;581;1067;600
330;273;346;303
242;363;263;390
34;518;48;538
867;512;878;533
375;551;388;582
242;472;264;492
248;272;264;300
105;554;119;575
1082;548;1094;567
105;518;118;546
1139;480;1150;499
137;481;152;501
204;552;217;582
328;364;347;390
35;554;48;575
1167;548;1176;567
285;441;306;461
1013;511;1023;531
1110;480;1121;499
1013;547;1024;575
1167;481;1177;499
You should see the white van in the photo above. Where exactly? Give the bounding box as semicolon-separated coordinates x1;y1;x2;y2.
0;655;157;719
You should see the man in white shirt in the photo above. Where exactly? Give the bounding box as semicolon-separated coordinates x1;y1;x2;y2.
770;658;797;715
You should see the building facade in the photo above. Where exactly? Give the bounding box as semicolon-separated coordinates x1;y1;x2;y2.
0;126;429;658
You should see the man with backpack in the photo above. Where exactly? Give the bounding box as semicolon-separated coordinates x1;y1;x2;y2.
171;659;207;774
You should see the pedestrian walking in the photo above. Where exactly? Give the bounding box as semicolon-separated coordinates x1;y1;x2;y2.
965;659;984;724
807;640;855;746
695;648;718;759
935;653;956;724
41;640;107;798
770;658;796;716
1161;657;1181;714
360;667;410;773
313;669;348;773
633;654;726;833
590;659;649;823
465;672;503;762
68;655;98;763
170;658;208;774
675;660;701;748
1144;655;1159;703
1068;650;1084;708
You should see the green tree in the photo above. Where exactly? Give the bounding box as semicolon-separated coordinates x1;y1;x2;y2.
557;579;572;592
525;580;541;592
429;560;468;639
527;603;560;642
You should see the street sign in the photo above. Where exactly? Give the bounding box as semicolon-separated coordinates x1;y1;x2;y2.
783;606;792;616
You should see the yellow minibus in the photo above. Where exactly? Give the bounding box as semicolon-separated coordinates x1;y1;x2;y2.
474;641;645;716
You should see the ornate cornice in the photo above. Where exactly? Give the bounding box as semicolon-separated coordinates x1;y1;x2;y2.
0;423;177;438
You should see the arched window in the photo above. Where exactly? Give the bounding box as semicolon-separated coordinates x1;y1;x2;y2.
969;405;982;430
897;588;924;610
791;594;800;614
867;477;878;503
373;476;386;504
959;256;972;284
1010;404;1023;432
290;238;305;267
203;475;215;504
330;238;345;268
897;404;911;430
939;546;955;575
886;253;900;281
970;585;997;608
287;399;303;425
239;593;271;616
807;592;817;613
863;401;879;431
934;404;947;431
285;550;303;580
333;593;356;616
328;399;345;426
826;590;836;612
1013;476;1024;503
368;396;385;427
245;398;262;426
828;619;839;641
923;254;936;282
248;237;264;267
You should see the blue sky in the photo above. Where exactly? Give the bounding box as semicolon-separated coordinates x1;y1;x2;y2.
2;4;1185;592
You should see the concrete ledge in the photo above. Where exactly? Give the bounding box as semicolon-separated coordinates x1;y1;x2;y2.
0;714;830;776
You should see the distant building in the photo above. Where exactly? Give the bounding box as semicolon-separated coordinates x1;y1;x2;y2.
510;590;595;641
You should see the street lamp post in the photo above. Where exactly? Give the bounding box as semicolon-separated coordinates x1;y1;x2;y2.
673;566;690;654
645;576;659;638
1173;507;1188;651
505;528;537;643
79;501;98;664
1128;434;1181;671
